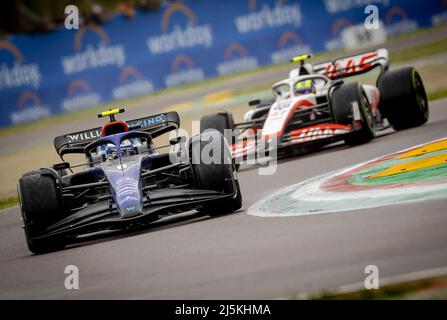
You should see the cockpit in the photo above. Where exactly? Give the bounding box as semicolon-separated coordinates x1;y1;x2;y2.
272;76;329;100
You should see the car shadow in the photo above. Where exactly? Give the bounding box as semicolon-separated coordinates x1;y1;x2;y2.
61;209;240;251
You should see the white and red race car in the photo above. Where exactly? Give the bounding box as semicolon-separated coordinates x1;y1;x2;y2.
201;49;429;167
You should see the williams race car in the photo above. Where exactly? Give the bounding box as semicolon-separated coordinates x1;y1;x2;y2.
201;49;429;167
18;108;241;253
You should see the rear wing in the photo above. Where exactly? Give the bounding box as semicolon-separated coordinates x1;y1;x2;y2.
313;48;389;80
54;111;180;157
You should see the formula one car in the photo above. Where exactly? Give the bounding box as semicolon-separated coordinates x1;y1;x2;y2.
201;49;429;167
18;108;241;253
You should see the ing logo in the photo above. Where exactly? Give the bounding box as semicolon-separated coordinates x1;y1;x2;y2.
61;25;125;75
0;41;42;89
112;65;154;100
216;42;258;76
164;54;204;87
147;1;213;54
10;91;50;124
61;79;102;112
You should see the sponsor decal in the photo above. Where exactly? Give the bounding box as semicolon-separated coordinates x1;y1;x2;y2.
112;65;154;100
271;31;311;64
164;54;204;87
147;1;213;54
315;51;382;79
127;113;167;128
262;97;315;138
66;128;101;143
216;42;259;76
289;124;351;144
234;0;302;34
0;41;42;89
116;176;140;201
61;25;126;75
61;79;102;112
385;6;418;36
10;91;50;124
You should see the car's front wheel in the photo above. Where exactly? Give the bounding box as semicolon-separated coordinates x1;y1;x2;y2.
331;82;375;146
18;168;65;254
190;130;242;216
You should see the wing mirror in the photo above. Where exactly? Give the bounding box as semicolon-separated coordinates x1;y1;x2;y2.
169;136;184;145
53;162;70;171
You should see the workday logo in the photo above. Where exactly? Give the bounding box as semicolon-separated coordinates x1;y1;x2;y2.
147;1;213;54
0;41;42;90
10;91;50;124
234;0;302;34
384;6;418;36
271;31;311;64
324;18;352;51
61;25;126;75
164;54;204;87
216;42;259;76
431;0;447;25
112;65;154;100
61;79;102;112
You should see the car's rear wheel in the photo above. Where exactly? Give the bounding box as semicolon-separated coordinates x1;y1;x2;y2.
378;67;429;130
190;131;242;216
331;82;375;146
200;112;240;170
18;168;65;254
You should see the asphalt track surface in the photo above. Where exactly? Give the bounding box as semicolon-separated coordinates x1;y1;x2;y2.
1;99;446;299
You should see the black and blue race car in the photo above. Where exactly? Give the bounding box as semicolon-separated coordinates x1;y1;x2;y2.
17;108;241;254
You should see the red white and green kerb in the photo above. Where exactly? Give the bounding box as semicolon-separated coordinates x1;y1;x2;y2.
248;137;447;217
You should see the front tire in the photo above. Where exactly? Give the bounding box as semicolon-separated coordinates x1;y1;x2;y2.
378;67;429;130
331;82;375;146
18;168;65;254
200;112;240;170
190;131;242;216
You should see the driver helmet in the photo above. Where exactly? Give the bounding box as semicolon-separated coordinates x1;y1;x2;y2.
295;79;316;95
96;143;118;160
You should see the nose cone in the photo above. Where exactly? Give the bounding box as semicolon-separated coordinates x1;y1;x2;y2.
118;198;143;218
114;176;143;218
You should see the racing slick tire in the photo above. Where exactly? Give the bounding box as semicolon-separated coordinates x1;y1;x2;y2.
200;112;240;170
331;82;375;146
18;168;65;254
378;67;429;130
190;130;242;216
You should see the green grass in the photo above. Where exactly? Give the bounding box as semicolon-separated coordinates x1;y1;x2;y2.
390;39;447;63
310;276;447;300
428;89;447;101
0;196;19;210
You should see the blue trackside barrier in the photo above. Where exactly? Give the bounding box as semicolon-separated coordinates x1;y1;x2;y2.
0;0;443;126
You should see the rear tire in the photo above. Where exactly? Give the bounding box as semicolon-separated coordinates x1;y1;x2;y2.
18;168;65;254
200;112;240;170
378;67;429;130
331;82;375;146
190;131;242;216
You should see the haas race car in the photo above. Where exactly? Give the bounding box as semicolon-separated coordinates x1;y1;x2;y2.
201;49;429;167
18;109;241;253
